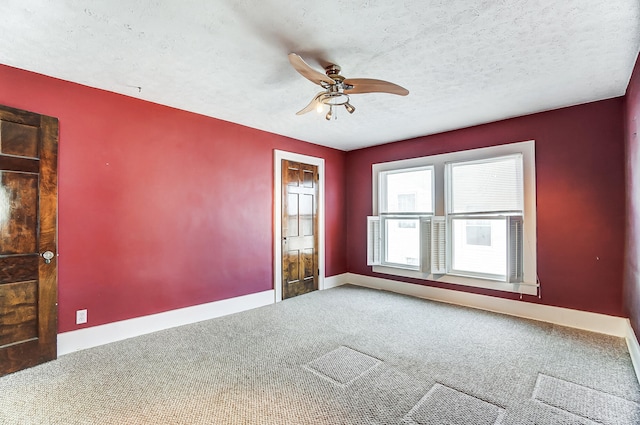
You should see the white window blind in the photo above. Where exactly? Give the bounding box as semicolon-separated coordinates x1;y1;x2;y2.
448;154;523;214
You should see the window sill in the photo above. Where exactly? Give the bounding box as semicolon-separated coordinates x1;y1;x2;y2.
372;265;538;296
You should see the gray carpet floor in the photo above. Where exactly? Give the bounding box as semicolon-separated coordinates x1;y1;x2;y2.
1;285;639;424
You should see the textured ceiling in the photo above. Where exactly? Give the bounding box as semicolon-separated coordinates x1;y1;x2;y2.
1;0;639;151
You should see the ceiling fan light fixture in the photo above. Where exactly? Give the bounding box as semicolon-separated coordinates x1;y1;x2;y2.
325;105;333;121
288;53;408;120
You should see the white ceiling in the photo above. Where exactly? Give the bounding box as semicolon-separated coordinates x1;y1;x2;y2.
1;1;639;151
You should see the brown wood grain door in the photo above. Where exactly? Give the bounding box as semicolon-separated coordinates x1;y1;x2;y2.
0;105;58;376
282;160;319;299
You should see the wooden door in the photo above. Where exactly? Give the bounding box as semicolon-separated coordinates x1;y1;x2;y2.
0;105;58;376
281;160;319;299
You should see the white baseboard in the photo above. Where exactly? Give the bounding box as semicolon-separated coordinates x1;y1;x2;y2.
626;321;640;384
323;273;350;289
341;273;628;337
57;290;275;356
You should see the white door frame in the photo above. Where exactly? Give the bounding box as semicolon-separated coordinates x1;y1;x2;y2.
274;150;325;302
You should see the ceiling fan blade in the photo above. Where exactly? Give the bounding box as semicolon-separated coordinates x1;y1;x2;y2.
296;92;325;115
288;53;336;86
343;78;409;96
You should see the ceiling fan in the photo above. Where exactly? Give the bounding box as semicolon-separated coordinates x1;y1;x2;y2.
288;53;409;120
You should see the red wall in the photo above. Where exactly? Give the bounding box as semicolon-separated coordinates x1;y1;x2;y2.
0;60;631;332
624;53;640;335
0;64;347;333
346;99;627;317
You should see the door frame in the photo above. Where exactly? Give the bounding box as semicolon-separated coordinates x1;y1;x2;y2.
274;150;325;302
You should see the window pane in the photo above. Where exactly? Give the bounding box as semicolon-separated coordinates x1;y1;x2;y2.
451;218;506;277
382;168;433;213
465;219;492;246
384;218;420;267
449;155;523;213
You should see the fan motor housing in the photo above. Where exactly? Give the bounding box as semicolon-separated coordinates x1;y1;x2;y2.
325;64;345;82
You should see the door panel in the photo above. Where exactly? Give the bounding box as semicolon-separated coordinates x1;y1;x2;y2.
302;167;314;187
286;193;299;237
0;104;58;376
300;194;313;236
302;248;315;279
284;250;300;290
0;172;39;254
281;160;318;299
0;256;39;284
0;280;38;346
0;120;39;158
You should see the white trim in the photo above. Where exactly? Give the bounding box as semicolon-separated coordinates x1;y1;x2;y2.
342;273;628;337
324;273;350;289
274;150;325;302
626;320;640;384
57;290;274;356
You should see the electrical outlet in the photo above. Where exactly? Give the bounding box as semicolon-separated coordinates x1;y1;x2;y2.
76;309;87;325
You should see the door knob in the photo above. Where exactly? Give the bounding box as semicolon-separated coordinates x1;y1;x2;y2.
41;251;55;264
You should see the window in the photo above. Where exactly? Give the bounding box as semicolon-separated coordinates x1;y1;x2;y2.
368;141;537;295
375;166;433;270
447;154;523;282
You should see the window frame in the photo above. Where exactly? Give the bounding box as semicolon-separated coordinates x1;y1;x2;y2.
378;165;435;215
377;165;435;271
370;140;537;296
